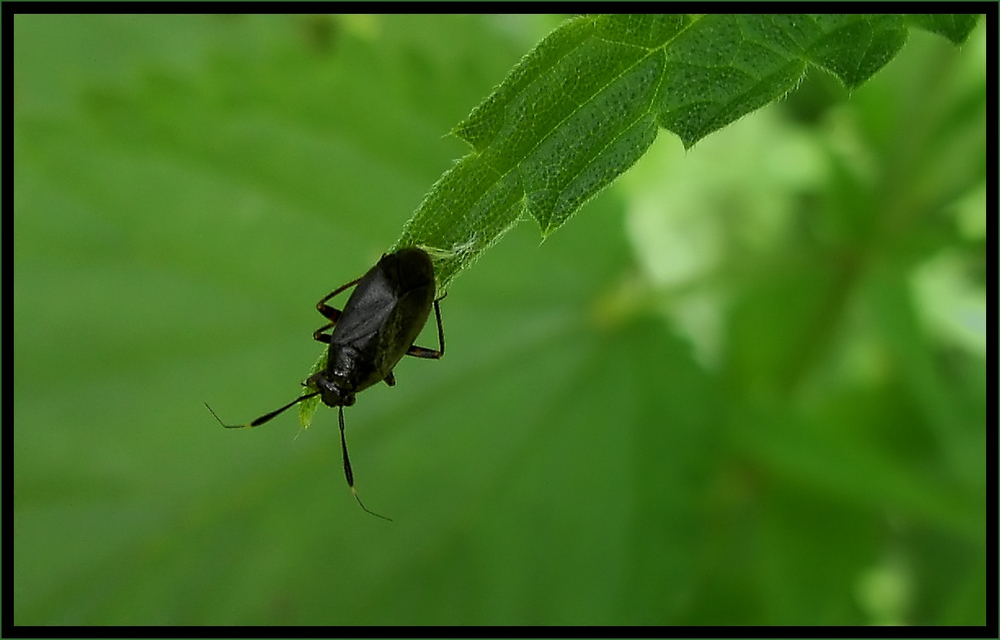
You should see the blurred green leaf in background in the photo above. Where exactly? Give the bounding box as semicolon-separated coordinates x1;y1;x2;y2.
14;14;986;626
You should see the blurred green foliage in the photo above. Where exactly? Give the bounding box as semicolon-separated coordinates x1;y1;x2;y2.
14;15;985;625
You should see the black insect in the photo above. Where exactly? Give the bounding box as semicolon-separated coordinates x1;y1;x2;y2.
206;247;445;520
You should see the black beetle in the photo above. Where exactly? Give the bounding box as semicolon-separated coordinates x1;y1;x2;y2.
206;247;445;520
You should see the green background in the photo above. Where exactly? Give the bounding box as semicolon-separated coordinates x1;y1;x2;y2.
14;14;986;625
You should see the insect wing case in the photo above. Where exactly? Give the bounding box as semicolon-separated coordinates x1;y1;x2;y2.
329;249;436;390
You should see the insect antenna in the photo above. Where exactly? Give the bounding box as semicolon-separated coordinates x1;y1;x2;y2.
205;392;320;429
338;406;392;521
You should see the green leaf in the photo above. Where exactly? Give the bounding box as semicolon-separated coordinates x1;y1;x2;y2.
298;351;325;427
905;14;981;45
394;14;980;292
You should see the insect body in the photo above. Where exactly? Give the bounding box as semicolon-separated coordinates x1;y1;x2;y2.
206;247;445;520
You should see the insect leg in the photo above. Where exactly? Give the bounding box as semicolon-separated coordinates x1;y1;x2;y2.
316;276;363;324
406;298;445;359
312;276;363;342
313;276;363;343
313;321;334;344
205;392;320;429
338;406;392;521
